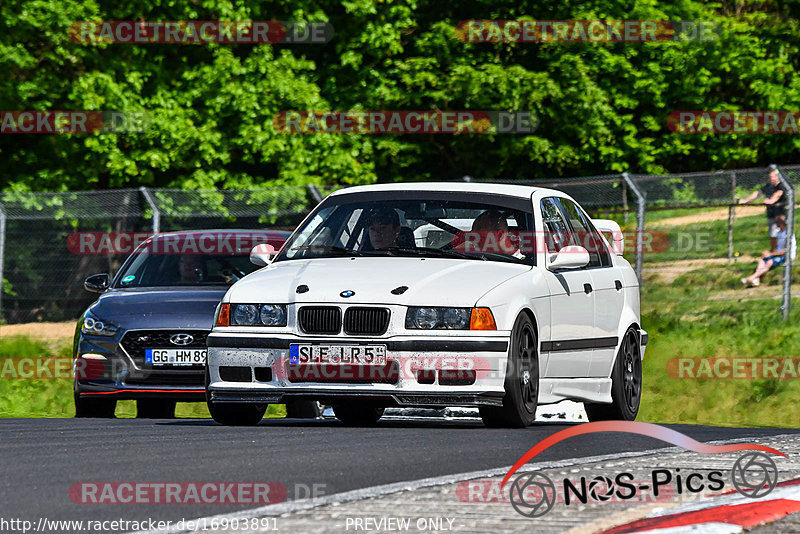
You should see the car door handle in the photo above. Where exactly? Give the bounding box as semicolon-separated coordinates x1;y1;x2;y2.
615;280;622;291
584;283;593;294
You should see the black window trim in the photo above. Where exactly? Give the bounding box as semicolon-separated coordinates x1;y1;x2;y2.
552;196;612;270
275;190;537;265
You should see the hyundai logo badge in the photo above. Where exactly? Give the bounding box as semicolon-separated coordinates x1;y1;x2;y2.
340;290;355;298
169;333;194;346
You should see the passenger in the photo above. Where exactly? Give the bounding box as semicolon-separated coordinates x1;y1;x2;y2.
472;210;508;233
469;210;520;256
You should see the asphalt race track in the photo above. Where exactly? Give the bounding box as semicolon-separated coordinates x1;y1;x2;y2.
1;417;797;532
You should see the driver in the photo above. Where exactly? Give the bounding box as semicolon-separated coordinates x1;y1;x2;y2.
178;255;205;283
365;208;401;250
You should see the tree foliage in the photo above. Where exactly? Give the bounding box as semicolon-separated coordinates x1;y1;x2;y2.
3;0;800;191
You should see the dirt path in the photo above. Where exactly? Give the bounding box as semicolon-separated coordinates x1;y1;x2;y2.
0;321;75;351
649;205;764;227
707;282;800;302
642;257;756;284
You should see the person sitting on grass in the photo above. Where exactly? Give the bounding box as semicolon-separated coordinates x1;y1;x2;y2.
742;214;796;287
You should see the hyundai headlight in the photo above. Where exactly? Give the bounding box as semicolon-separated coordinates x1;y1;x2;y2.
406;307;471;330
81;312;119;336
230;304;288;326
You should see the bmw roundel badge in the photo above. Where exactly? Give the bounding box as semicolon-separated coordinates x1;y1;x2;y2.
340;290;355;298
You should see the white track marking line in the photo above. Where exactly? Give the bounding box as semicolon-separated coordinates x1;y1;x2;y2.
131;432;800;534
635;524;743;534
645;484;800;517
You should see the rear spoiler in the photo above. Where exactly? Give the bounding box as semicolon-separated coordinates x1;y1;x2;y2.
592;219;624;255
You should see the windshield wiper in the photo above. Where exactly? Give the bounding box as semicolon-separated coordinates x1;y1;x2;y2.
290;245;366;257
378;246;487;260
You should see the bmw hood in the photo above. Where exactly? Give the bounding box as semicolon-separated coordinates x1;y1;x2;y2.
88;287;227;330
225;257;531;307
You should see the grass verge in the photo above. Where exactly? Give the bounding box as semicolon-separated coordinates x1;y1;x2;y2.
0;336;285;418
1;261;799;427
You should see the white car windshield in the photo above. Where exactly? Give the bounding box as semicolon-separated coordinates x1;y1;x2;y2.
275;192;537;265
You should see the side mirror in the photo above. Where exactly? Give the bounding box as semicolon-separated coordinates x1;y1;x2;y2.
84;273;110;293
592;219;624;255
547;246;590;271
250;243;276;267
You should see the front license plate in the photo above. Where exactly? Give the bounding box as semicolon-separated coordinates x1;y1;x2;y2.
145;349;207;366
289;344;387;365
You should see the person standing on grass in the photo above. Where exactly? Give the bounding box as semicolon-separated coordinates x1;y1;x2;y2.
742;214;796;287
739;169;787;251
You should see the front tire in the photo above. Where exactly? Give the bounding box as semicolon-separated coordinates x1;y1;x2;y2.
479;314;539;428
332;402;384;426
205;366;267;426
585;328;642;421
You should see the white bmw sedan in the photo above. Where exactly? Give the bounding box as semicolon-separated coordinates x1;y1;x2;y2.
205;183;647;427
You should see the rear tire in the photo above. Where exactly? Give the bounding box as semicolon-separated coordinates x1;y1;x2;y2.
286;400;323;419
205;365;267;426
136;399;176;419
332;403;384;426
479;314;539;428
585;328;642;421
74;391;116;418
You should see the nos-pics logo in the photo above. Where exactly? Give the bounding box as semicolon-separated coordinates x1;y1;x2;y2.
502;421;782;518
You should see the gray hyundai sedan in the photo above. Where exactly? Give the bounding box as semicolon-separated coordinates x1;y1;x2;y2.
72;229;322;419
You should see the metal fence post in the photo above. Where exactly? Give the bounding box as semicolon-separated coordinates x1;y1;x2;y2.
622;180;628;224
139;187;160;233
774;165;794;321
727;205;734;263
307;184;323;204
622;173;645;283
0;200;5;326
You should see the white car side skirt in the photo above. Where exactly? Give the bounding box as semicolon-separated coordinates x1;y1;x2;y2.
538;378;612;404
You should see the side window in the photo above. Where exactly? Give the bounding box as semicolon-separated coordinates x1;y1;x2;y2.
285;206;334;258
583;217;612;267
540;198;570;253
556;198;610;267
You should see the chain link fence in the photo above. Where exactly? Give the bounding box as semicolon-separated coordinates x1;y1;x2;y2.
0;167;796;324
0;186;324;324
473;165;797;320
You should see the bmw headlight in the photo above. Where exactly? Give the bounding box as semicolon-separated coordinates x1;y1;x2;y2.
260;304;287;326
232;304;259;325
230;304;288;327
81;312;119;336
406;307;471;330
